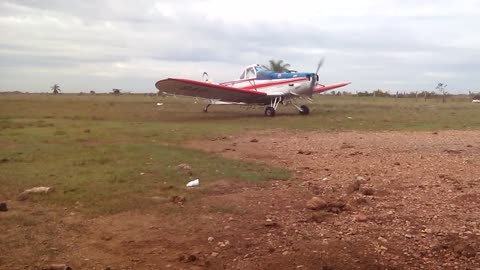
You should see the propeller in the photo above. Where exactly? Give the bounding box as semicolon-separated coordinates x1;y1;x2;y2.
307;58;324;97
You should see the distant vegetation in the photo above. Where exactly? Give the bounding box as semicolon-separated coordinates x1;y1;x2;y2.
51;84;61;94
263;59;291;72
327;89;480;102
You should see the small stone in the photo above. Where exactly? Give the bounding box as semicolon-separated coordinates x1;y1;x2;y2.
423;228;433;234
347;180;361;193
176;163;192;171
360;187;375;196
264;219;278;227
211;252;219;257
171;195;186;204
250;138;259;143
378;236;387;243
405;234;413;239
340;144;354;149
186;255;197;262
228;217;234;222
0;202;8;212
208;237;214;242
282;251;289;256
354;197;368;205
224;226;230;230
453;242;476;258
394;162;401;166
356;176;366;181
100;234;113;241
179;254;197;263
306;197;327;210
354;214;368;222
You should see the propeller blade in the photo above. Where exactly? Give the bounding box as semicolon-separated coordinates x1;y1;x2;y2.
315;58;324;74
307;58;324;97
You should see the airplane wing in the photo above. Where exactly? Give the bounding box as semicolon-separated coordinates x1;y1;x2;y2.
313;82;351;94
155;78;267;103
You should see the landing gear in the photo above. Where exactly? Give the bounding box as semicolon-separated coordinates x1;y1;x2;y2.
264;97;282;117
299;105;310;115
203;104;211;113
264;106;276;117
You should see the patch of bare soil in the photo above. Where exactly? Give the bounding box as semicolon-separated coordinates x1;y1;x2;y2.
2;130;480;270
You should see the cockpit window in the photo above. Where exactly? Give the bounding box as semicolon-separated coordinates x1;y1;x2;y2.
255;66;267;72
245;67;256;79
239;70;246;80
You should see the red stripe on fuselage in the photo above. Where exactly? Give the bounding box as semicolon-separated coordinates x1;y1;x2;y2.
239;78;307;90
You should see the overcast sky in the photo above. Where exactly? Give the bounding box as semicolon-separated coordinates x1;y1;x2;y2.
1;0;480;93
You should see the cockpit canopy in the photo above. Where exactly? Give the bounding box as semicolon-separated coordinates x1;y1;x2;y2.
238;64;311;81
239;64;268;80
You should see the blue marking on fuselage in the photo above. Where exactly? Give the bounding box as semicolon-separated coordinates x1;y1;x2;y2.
256;71;315;80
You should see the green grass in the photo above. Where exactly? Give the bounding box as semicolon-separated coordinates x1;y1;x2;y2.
0;93;479;214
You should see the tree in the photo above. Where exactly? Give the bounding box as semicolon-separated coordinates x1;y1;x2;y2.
435;83;447;103
51;84;61;94
263;59;291;72
112;89;121;95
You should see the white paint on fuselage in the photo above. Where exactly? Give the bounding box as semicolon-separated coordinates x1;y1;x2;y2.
223;79;311;97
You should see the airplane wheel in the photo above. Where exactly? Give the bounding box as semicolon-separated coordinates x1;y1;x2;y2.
299;105;310;115
265;106;276;117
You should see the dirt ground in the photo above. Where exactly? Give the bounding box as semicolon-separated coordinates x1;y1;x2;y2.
2;130;480;270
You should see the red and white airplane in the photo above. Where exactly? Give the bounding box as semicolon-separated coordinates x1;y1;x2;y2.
155;61;350;117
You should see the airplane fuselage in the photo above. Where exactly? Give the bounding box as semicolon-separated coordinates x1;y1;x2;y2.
220;66;317;99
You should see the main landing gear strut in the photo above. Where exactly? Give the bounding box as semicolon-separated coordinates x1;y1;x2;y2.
264;97;310;117
264;97;282;117
203;104;211;113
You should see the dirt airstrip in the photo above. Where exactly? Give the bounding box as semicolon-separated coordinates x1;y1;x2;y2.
1;130;480;270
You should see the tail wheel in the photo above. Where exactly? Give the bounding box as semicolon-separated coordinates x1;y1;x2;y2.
264;106;276;117
299;105;310;115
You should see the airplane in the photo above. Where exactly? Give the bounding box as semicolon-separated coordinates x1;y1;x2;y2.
155;60;350;117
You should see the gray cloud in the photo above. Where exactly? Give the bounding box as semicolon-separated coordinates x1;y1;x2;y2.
1;0;480;92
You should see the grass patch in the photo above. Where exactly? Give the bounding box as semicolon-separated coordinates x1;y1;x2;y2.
0;119;288;214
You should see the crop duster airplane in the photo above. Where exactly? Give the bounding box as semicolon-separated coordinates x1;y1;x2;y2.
155;60;350;117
